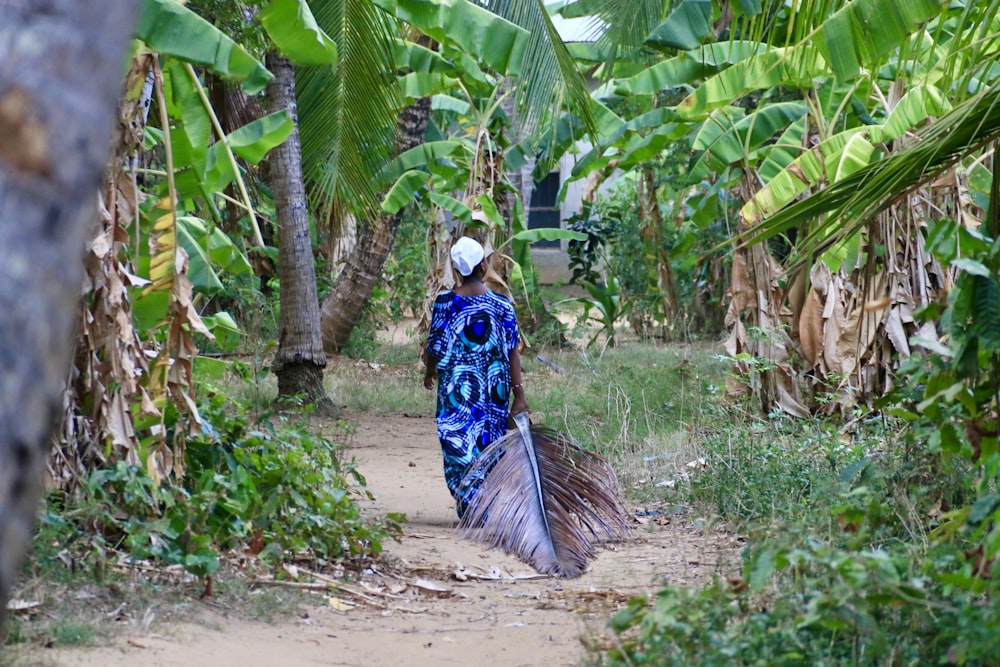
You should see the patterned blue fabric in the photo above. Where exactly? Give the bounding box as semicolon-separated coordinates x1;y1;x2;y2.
426;290;519;515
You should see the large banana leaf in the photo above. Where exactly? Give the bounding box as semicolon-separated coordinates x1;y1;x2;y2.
431;94;472;114
176;216;253;294
162;60;211;184
817;0;948;81
167;102;294;198
372;0;529;76
381;171;431;214
511;228;587;243
259;0;338;66
399;72;461;102
393;38;458;75
615;123;689;171
381;140;468;181
677;45;827;118
688;102;810;178
737;79;1000;264
568;107;680;178
644;0;713;52
616;42;773;96
201;111;294;193
741;82;957;227
870;83;951;144
741;128;876;226
136;0;271;93
429;192;473;225
757;117;806;182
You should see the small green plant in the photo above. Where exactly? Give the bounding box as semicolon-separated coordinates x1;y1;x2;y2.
566;211;621;287
559;277;629;351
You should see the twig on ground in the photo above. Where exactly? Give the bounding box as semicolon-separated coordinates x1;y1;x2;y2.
536;355;568;374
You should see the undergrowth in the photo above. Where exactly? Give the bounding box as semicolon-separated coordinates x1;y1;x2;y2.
7;379;403;650
590;217;1000;667
592;404;999;666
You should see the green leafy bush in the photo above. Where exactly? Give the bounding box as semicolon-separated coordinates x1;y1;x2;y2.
42;391;402;582
597;383;1000;666
600;540;1000;667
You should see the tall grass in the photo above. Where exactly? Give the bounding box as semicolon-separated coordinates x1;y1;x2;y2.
524;342;726;501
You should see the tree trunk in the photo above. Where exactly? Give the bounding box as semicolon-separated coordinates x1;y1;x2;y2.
638;167;681;339
0;0;135;625
265;53;331;410
724;173;808;417
320;95;432;353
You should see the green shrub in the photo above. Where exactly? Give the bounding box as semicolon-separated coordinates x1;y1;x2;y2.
600;538;1000;667
40;391;402;583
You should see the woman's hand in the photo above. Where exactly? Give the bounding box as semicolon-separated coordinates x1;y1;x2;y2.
510;386;529;416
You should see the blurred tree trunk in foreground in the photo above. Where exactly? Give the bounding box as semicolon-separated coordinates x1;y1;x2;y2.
0;0;135;625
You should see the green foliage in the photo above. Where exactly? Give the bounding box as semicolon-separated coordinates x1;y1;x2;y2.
40;390;402;583
559;278;629;350
599;541;1000;667
566;210;621;287
137;0;272;94
367;212;428;327
596;401;1000;666
567;174;731;341
688;417;838;526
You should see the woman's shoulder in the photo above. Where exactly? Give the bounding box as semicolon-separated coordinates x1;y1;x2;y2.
434;290;455;304
486;289;513;305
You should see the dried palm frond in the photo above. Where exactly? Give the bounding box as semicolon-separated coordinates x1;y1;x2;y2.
457;413;632;578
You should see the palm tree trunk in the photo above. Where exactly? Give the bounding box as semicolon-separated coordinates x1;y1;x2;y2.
266;52;331;409
320;95;432;353
0;0;135;625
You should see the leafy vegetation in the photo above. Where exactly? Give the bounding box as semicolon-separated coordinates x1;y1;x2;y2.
33;387;402;591
588;217;1000;664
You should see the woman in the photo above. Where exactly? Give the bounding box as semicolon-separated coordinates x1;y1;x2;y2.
423;236;529;517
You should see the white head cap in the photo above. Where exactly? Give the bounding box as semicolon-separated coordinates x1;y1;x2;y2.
450;237;485;277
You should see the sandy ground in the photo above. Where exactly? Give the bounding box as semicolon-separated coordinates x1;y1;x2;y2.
17;413;740;667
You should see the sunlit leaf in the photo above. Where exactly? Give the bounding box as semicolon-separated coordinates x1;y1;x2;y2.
644;0;713;52
741;128;876;226
677;46;827;118
372;0;529;76
136;0;271;93
259;0;338;66
817;0;948;81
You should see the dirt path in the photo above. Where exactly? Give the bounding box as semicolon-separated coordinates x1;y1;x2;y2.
29;414;738;667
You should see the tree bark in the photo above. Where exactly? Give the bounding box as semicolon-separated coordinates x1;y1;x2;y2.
724;173;808;417
265;53;331;410
320;95;432;353
0;0;135;625
639;167;681;339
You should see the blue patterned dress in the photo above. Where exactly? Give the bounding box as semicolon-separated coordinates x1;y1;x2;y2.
426;290;520;515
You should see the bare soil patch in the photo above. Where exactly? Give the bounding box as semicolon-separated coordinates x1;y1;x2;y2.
17;413;739;667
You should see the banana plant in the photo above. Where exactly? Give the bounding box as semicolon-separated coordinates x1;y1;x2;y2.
357;0;599;332
552;0;998;414
63;0;333;484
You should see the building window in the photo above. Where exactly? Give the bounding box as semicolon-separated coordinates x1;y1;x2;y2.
527;171;561;248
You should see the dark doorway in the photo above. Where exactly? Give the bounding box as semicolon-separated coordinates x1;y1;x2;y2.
527;171;561;248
